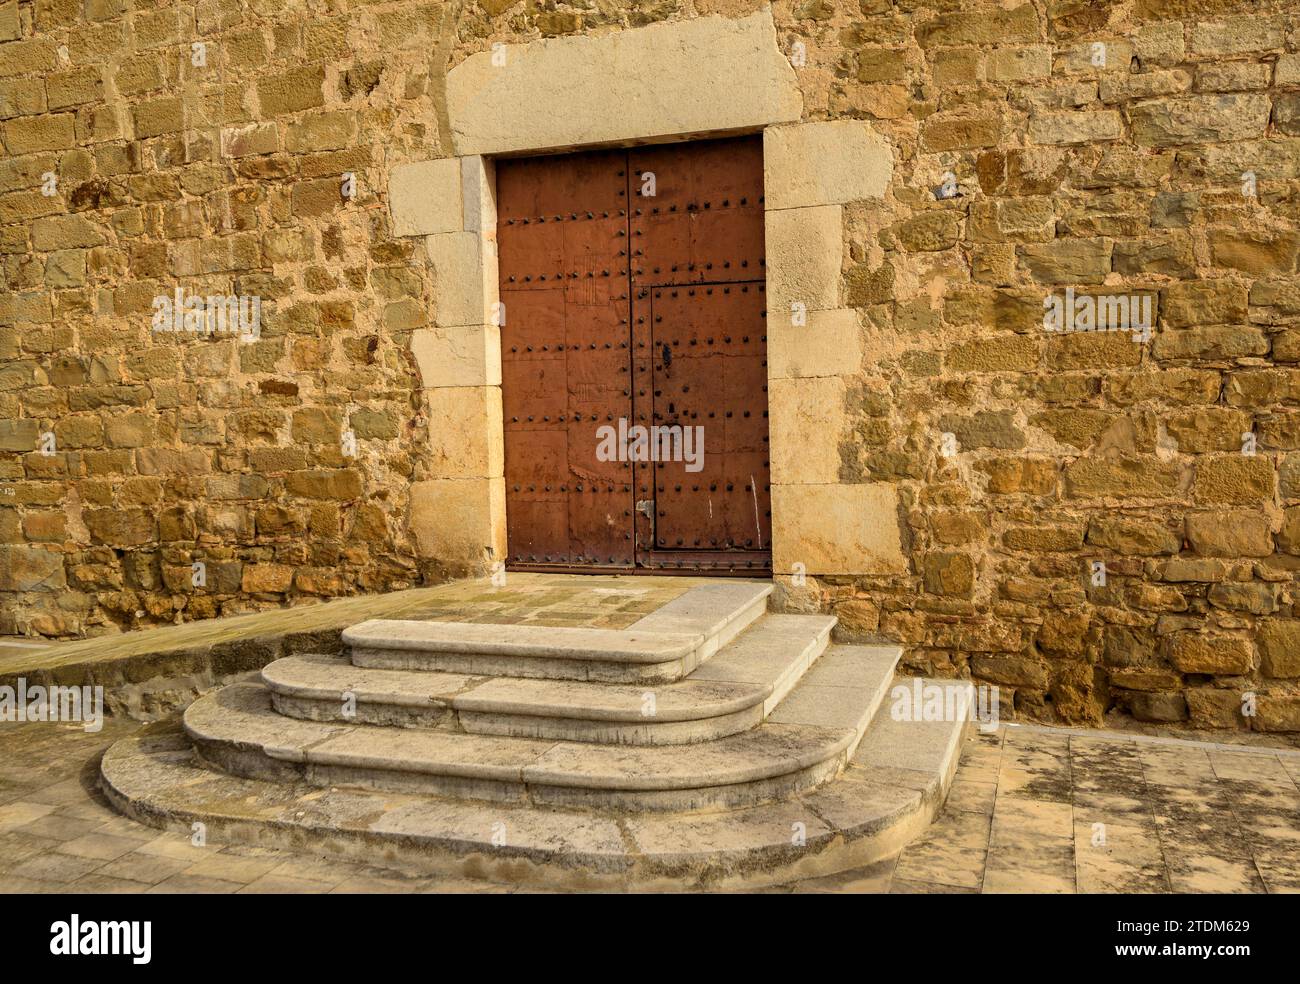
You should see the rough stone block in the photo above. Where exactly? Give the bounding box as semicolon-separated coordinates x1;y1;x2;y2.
1167;634;1252;675
1193;455;1274;504
1130;94;1271;146
1028;110;1122;145
0;545;65;591
1258;621;1300;678
3;113;75;153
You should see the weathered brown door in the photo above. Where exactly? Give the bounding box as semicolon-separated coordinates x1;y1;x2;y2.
498;135;769;574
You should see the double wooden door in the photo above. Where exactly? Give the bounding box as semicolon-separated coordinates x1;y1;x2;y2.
497;135;770;573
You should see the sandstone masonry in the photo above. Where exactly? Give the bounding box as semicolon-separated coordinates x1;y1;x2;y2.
2;0;1300;735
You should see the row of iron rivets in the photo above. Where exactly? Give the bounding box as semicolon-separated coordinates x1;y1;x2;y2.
639;404;764;419
637;484;769;492
643;560;765;569
654;285;764;298
504;417;763;431
629;197;761;213
511;484;632;492
638;406;770;419
659;539;761;548
639;365;769;373
640;262;759;273
511;415;623;422
655;335;766;344
504;209;626;223
501;262;768;282
507;343;628;352
506;270;626;281
514;556;627;563
655;482;769;491
646;412;770;423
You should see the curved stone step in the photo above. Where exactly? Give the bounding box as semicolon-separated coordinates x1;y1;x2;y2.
343;580;772;683
184;683;845;811
186;645;896;812
101;676;973;889
265;652;768;743
262;613;837;745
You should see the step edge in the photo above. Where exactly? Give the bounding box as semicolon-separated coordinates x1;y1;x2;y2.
98;731;947;887
342;620;705;662
262;655;771;724
185;683;859;793
761;616;836;716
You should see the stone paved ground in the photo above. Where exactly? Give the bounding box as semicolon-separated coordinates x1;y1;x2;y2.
2;715;1297;894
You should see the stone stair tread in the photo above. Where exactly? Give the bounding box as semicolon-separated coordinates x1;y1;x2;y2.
521;722;852;790
690;614;835;686
263;653;476;707
631;580;773;639
264;652;765;722
264;617;841;727
103;680;975;886
852;678;975;779
342;619;704;663
185;680;859;792
187;682;553;779
184;683;350;762
766;645;900;732
689;613;835;712
454;675;766;722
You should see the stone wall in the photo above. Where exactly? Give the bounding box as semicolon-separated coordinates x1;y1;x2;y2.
754;0;1300;733
3;0;1300;732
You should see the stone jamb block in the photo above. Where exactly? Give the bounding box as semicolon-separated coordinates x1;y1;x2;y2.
769;376;848;486
766;204;843;318
425;385;504;480
411;323;502;389
390;157;462;237
409;477;507;569
462;155;497;237
763;121;893;210
772;484;908;576
769;308;863;380
426;231;499;329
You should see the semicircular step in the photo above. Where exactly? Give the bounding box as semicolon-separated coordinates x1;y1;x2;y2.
101;674;971;889
343;581;772;684
187;643;898;813
263;613;836;745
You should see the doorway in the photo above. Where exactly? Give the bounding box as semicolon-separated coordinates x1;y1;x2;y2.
498;135;771;574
